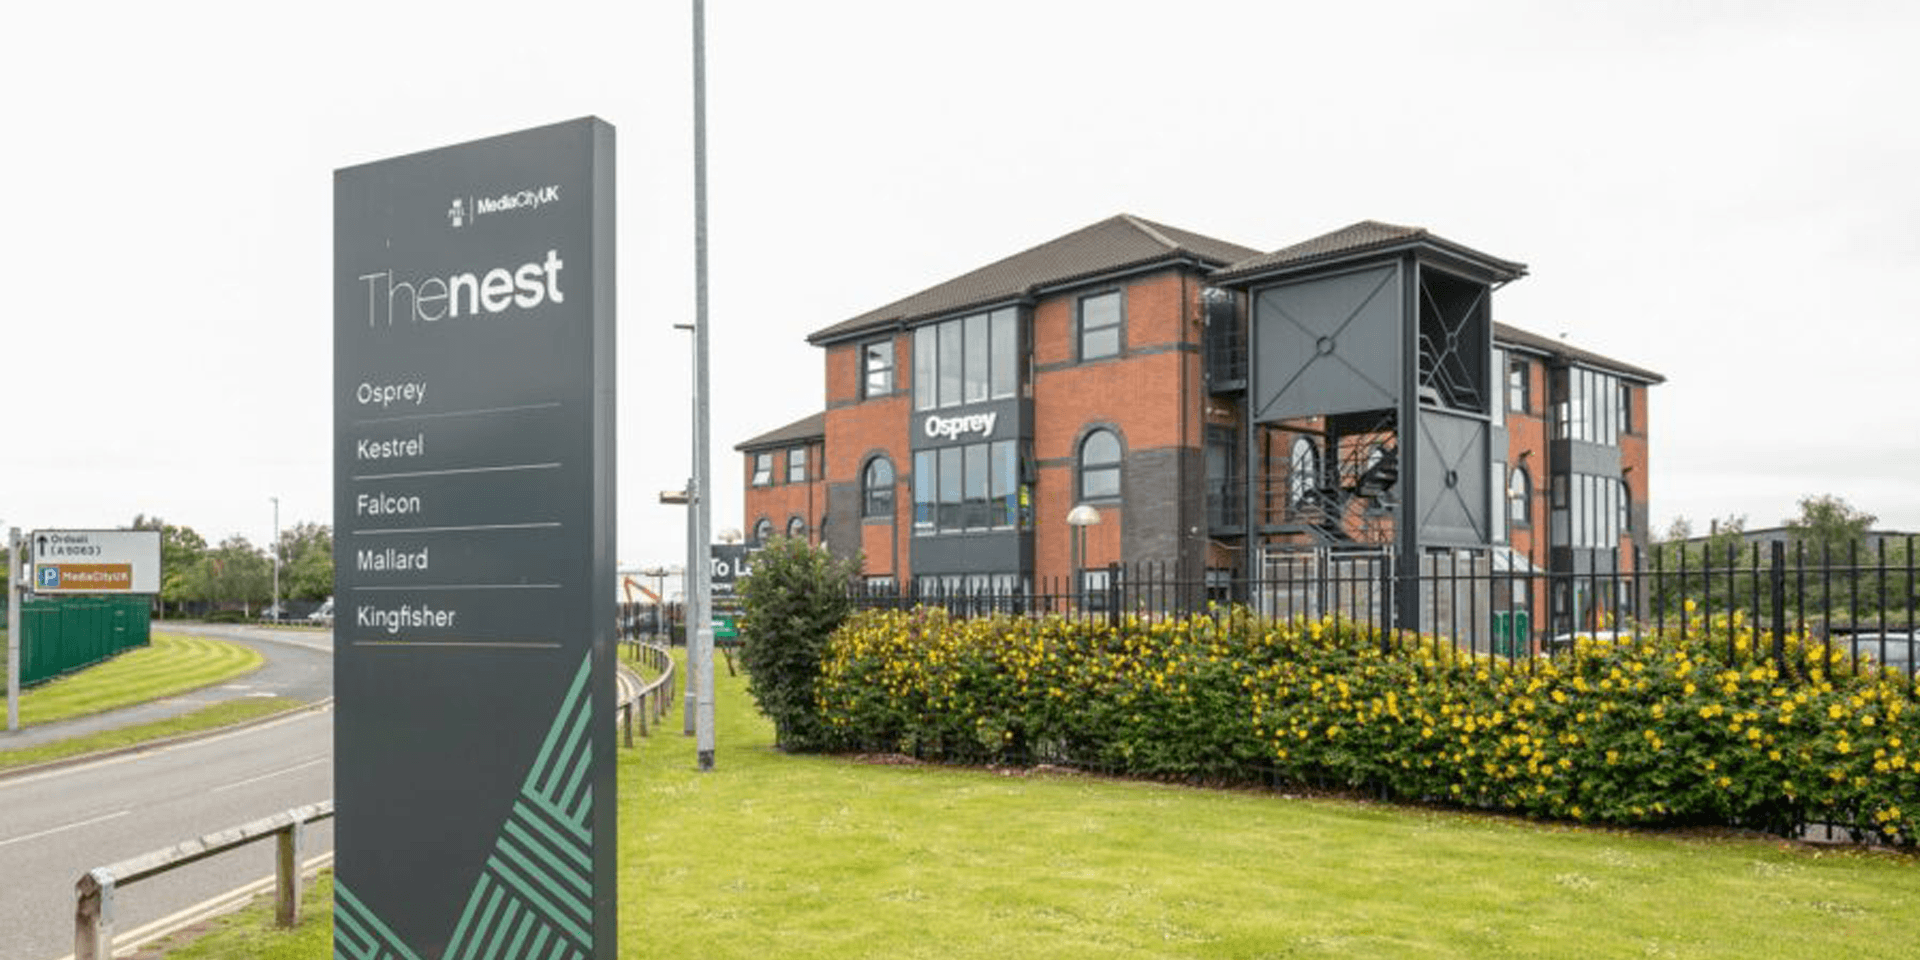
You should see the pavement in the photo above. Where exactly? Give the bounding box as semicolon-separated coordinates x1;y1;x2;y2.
0;623;332;754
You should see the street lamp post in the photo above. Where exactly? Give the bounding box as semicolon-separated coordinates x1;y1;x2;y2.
270;497;280;621
1067;504;1101;610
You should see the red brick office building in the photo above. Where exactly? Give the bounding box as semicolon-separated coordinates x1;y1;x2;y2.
738;214;1661;621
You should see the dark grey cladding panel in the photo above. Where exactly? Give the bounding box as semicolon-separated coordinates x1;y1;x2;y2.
1564;439;1624;477
1252;263;1402;423
826;482;861;560
910;531;1030;576
908;397;1028;451
1413;407;1490;546
1119;447;1201;573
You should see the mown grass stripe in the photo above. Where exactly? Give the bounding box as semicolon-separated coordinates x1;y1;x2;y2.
19;633;262;726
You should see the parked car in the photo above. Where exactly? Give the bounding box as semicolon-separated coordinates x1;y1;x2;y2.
259;604;289;622
308;597;334;627
1829;632;1916;672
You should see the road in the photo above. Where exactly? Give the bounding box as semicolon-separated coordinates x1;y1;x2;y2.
0;626;643;960
0;627;334;960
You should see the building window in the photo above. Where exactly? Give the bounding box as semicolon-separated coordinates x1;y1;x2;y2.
752;517;773;544
863;339;894;398
1078;291;1122;361
912;308;1019;411
913;440;1024;535
788;516;807;541
912;451;934;531
1288;437;1319;508
751;452;773;486
863;457;894;518
1555;367;1623;446
1491;349;1506;428
1619;478;1632;536
1619;381;1633;435
1508;466;1531;528
788;448;808;483
1079;428;1121;501
1492;459;1507;543
1508;358;1529;414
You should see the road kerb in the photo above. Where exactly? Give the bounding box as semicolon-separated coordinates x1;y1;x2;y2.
0;698;334;783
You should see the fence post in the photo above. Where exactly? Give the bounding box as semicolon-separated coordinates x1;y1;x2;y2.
1107;562;1122;629
276;819;304;928
1770;540;1787;671
623;702;633;748
74;868;115;960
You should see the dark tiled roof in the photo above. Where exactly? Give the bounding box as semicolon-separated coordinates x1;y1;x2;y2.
735;411;825;452
1494;322;1665;384
1212;219;1527;285
807;214;1261;344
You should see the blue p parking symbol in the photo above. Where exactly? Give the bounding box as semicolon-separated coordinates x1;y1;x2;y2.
36;566;59;590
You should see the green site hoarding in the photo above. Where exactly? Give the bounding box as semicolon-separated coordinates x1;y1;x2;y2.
332;118;616;960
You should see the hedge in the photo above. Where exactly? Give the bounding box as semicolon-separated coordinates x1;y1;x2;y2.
815;606;1919;844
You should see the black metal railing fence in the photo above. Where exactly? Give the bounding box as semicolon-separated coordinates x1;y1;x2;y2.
846;538;1918;684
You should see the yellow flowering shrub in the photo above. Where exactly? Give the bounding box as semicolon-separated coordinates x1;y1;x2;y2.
814;606;1919;844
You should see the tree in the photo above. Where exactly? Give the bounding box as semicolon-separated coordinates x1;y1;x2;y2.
189;535;273;611
131;515;207;616
735;538;860;751
1785;494;1876;563
275;522;334;600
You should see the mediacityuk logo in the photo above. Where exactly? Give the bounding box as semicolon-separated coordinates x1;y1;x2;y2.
446;185;560;230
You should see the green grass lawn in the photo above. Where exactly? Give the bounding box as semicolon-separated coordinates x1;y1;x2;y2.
18;632;261;726
163;648;1920;959
0;697;304;772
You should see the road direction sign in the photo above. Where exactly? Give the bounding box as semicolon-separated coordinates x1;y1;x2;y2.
30;529;160;594
333;117;617;960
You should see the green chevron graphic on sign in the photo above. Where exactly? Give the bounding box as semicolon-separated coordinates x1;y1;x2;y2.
334;882;425;960
442;654;596;960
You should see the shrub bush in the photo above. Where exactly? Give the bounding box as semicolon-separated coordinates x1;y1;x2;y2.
816;606;1919;843
735;537;859;750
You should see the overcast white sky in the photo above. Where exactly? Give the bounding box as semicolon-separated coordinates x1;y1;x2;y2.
3;1;1916;567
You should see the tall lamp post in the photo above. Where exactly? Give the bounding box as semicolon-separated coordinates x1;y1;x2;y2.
689;0;717;772
1067;504;1101;608
269;497;280;621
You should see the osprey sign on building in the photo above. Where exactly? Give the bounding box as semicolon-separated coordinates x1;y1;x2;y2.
332;118;616;960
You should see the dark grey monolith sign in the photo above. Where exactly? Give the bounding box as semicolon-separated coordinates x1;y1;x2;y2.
332;117;615;960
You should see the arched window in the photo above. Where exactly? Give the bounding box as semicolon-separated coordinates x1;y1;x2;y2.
863;457;895;518
1619;478;1632;537
752;517;773;545
1508;467;1531;528
1078;429;1121;500
1288;437;1319;507
787;516;808;541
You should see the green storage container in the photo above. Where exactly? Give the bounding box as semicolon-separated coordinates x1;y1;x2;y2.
1492;610;1531;659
